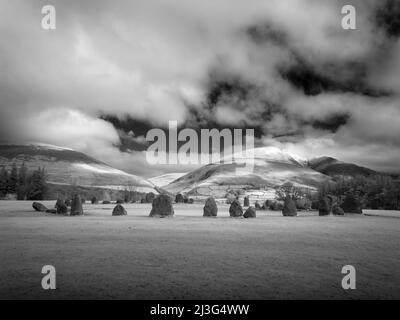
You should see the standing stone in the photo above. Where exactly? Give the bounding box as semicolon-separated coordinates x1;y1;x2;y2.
175;193;184;203
342;193;363;214
332;204;345;216
282;197;297;216
319;196;332;216
70;194;84;216
243;206;256;218
91;196;98;204
55;198;64;208
149;194;174;217
32;202;48;212
57;203;68;215
244;196;250;207
255;201;261;210
112;204;127;216
203;197;218;217
229;200;243;217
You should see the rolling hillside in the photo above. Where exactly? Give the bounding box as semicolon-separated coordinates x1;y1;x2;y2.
0;144;157;193
307;156;377;177
164;147;331;198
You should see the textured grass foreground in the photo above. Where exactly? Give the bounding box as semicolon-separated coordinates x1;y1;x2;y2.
0;201;400;299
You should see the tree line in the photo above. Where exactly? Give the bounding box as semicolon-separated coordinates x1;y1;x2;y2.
0;163;48;200
318;175;400;210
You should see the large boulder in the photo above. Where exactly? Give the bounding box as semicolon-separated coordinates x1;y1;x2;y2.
102;200;111;204
175;193;184;203
70;194;84;216
203;197;218;217
318;196;332;216
149;194;174;217
229;200;243;217
55;198;68;214
243;206;256;218
56;203;68;215
332;204;345;216
342;193;363;214
112;204;127;216
255;201;261;210
91;196;98;204
32;202;48;212
282;197;297;216
243;196;250;207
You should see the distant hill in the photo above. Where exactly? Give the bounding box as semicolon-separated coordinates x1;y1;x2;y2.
163;147;331;197
307;156;377;177
149;172;187;187
0;144;157;194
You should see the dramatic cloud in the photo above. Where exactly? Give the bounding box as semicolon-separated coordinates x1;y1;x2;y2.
1;0;400;176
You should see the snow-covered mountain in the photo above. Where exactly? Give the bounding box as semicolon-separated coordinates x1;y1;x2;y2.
149;172;188;188
163;147;330;197
0;144;157;193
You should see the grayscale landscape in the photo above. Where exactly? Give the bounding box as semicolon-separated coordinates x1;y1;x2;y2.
1;0;400;301
1;201;400;299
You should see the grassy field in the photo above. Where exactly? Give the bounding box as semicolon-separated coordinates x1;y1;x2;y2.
0;200;399;299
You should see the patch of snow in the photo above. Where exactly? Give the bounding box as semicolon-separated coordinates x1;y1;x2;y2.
74;163;133;176
29;142;75;151
149;172;189;187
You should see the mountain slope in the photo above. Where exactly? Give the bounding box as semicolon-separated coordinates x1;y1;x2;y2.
164;147;330;196
0;144;157;193
307;156;377;177
149;172;188;188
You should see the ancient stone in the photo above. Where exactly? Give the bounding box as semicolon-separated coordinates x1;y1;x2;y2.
229;200;243;217
175;193;184;203
56;203;68;215
319;196;332;216
102;200;111;204
149;194;174;217
112;204;127;216
203;197;218;217
244;196;250;207
282;197;297;216
55;198;64;208
32;202;48;212
70;194;84;216
91;196;98;204
46;209;57;214
243;206;256;218
255;201;261;210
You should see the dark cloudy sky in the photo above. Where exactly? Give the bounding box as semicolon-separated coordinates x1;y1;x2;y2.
1;0;400;177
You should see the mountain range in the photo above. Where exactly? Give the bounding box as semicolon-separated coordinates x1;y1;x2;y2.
0;144;383;200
